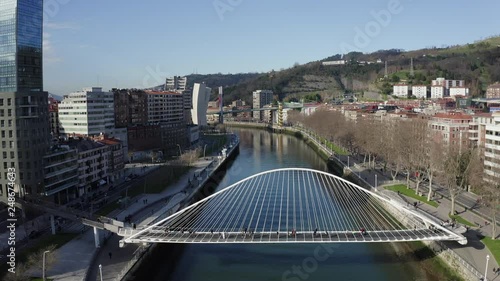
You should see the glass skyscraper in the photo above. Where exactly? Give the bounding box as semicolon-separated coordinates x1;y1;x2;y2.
0;0;43;92
0;0;50;201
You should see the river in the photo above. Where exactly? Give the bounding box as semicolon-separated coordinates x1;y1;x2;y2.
132;128;432;281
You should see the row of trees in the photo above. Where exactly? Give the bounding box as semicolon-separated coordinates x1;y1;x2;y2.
289;108;499;239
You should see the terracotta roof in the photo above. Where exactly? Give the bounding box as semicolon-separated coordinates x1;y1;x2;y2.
145;90;182;95
433;113;472;120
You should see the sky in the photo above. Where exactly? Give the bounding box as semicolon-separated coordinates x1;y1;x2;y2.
42;0;500;95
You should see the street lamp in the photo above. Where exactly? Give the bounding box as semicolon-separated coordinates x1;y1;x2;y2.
484;254;490;281
347;156;350;168
375;174;378;191
99;264;103;281
42;250;50;281
176;144;182;156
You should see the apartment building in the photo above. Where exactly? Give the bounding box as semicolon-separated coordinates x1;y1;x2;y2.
412;85;427;99
59;87;115;137
392;84;409;98
42;145;79;204
431;86;446;99
486;83;500;99
252;90;274;120
484;112;500;183
449;87;469;98
67;139;111;197
113;89;148;128
146;90;187;155
429;113;472;150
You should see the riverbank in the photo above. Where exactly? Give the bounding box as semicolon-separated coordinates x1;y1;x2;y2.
120;135;240;281
225;122;470;281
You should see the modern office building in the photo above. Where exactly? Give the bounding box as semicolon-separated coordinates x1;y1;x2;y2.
252;90;273;120
191;83;211;126
59;87;115;137
165;76;187;92
0;0;51;200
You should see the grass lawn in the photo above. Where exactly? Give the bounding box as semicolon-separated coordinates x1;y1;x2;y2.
448;214;475;227
481;236;500;265
95;201;120;216
385;184;439;207
96;165;190;216
121;165;190;198
203;134;229;156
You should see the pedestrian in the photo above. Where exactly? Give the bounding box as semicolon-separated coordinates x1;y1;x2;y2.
108;252;112;259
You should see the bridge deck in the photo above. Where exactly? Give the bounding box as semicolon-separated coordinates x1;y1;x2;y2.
122;169;466;245
126;229;457;244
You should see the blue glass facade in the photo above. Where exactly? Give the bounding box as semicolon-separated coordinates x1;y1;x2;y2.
0;0;43;92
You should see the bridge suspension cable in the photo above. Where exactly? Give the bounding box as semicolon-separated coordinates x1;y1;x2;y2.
122;168;466;244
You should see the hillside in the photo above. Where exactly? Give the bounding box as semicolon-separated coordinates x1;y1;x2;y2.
219;36;500;104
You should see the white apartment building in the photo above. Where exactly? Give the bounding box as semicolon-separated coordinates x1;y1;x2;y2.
469;113;493;149
431;86;446;99
59;87;115;137
392;84;409;98
484;112;500;183
165;76;187;91
192;83;211;126
449;87;469;97
412;85;427;99
253;90;274;120
146;91;184;127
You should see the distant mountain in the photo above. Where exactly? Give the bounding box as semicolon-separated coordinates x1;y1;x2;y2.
220;35;500;104
48;93;63;101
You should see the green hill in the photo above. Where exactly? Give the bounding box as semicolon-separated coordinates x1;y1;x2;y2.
219;36;500;103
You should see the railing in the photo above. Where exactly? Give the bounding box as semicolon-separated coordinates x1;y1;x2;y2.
114;245;149;281
291;125;487;281
436;241;486;280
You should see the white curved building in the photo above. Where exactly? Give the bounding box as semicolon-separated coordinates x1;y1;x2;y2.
191;83;211;126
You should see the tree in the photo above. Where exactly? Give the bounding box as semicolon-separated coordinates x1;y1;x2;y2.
470;150;500;240
4;245;57;281
437;145;479;215
179;148;202;166
425;132;443;201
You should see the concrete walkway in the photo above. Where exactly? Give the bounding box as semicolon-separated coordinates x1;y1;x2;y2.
31;159;213;281
293;126;500;280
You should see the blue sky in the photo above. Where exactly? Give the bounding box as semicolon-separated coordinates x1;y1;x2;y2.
43;0;500;95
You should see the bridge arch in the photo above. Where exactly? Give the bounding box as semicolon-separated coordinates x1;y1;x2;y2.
122;168;466;245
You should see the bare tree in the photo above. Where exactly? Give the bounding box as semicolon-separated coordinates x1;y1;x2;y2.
408;118;429;196
470;150;500;239
437;145;479;215
426;133;443;201
179;148;202;166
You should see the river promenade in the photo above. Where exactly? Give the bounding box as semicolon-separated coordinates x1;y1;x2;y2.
276;124;500;281
19;135;238;281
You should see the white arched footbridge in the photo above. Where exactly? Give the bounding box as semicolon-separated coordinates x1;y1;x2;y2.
120;168;467;245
